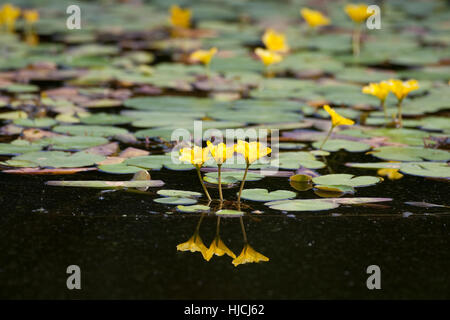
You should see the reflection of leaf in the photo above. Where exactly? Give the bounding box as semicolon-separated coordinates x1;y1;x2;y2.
216;210;244;217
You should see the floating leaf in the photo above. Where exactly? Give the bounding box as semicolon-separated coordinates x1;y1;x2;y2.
312;139;371;152
46;180;164;188
239;188;296;202
157;189;202;198
154;197;197;205
215;209;244;217
371;146;450;161
176;205;210;213
312;174;381;187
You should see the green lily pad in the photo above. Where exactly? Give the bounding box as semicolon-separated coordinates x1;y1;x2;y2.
53;125;128;137
312;174;381;187
266;197;392;212
312;139;371;152
154;197;198;205
98;163;144;174
204;171;264;184
13;151;105;168
239;188;296;202
41;136;109;150
176;205;210;213
13;118;57;128
371;146;450;162
0;141;42;155
46;180;164;188
399;162;450;179
157;189;202;198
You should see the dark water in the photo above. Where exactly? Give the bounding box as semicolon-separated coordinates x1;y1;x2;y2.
1;151;449;299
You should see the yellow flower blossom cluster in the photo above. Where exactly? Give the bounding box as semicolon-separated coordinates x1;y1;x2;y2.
179;140;271;202
363;79;419;126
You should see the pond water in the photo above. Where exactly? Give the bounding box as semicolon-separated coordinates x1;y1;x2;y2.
1;152;449;299
0;0;449;300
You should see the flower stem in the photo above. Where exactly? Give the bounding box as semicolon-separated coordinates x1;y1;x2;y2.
239;216;248;243
206;63;210;78
380;99;388;122
218;164;223;202
319;126;334;150
352;23;361;59
237;163;250;203
397;98;403;128
196;166;211;201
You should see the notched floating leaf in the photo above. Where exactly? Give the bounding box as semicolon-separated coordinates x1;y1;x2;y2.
370;146;450;162
204;171;264;184
2;167;97;175
312;174;381;188
154;197;197;205
176;205;210;213
239;188;296;202
312;139;371;152
157;189;202;198
46;180;164;189
266;198;392;212
315;184;355;194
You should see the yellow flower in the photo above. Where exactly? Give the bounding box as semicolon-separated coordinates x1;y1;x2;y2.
323;105;355;127
300;8;330;28
362;81;391;102
254;48;282;66
235;140;272;164
0;4;21;31
179;146;210;167
377;168;403;180
232;243;269;267
387;79;419;101
262;29;289;53
190;47;218;66
177;232;208;260
345;4;372;23
205;236;236;261
169;5;191;29
206;140;234;164
23;9;39;24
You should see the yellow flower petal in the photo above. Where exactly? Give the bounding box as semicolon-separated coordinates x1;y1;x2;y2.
300;8;330;28
169;5;191;29
345;4;372;23
262;29;289;53
323;105;355;127
254;48;282;66
205;236;236;261
206;140;234;164
232;243;269;267
190;47;218;65
177;232;209;260
23;9;39;24
387;79;419;100
235;140;272;164
362;81;390;101
179;146;210;167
